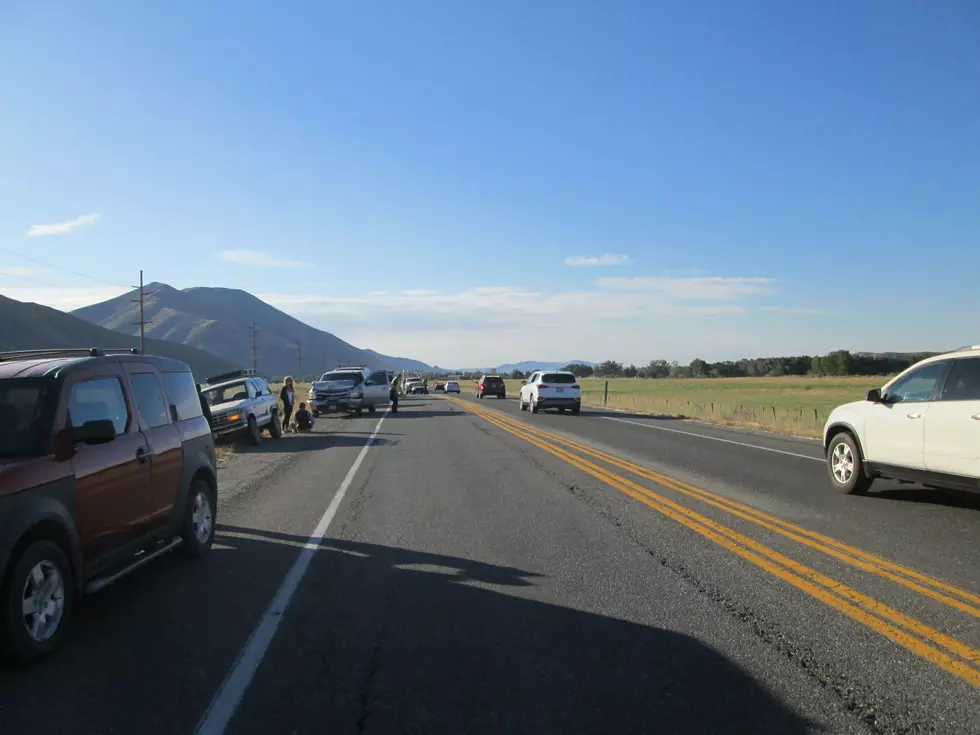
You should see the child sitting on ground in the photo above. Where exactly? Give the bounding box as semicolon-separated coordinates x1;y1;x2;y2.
292;402;315;433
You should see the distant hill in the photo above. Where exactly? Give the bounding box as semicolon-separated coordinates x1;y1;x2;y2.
72;283;432;377
0;294;238;381
437;360;595;374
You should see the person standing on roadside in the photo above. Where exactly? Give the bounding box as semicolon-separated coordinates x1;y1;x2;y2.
389;374;400;413
280;376;296;432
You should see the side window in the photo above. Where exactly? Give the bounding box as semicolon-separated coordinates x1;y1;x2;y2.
884;361;949;404
257;379;271;396
246;380;257;399
941;359;980;401
365;371;388;386
162;371;204;421
129;373;171;428
68;377;130;436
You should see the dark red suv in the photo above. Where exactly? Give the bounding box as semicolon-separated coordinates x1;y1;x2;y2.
476;375;506;399
0;348;217;662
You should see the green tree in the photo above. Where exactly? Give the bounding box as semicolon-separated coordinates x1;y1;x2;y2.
623;364;638;378
596;360;623;377
689;358;709;377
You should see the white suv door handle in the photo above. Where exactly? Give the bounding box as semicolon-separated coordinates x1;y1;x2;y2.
906;412;923;419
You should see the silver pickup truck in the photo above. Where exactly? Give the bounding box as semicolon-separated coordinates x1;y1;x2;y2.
201;370;282;444
309;366;390;417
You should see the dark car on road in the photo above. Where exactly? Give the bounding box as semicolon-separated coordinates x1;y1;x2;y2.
477;375;506;399
0;348;218;662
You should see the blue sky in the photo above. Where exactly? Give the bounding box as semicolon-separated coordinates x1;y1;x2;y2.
1;1;978;367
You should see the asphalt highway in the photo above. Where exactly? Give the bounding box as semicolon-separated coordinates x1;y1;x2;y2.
1;394;978;734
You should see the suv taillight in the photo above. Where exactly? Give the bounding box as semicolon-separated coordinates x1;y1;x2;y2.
538;384;549;390
570;384;580;389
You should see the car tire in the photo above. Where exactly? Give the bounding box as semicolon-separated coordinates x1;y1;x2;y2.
354;406;364;417
368;404;377;413
827;433;872;495
531;397;539;414
268;412;282;439
571;405;580;415
478;393;483;399
520;395;527;411
176;479;216;559
559;406;566;413
246;416;262;446
1;539;74;664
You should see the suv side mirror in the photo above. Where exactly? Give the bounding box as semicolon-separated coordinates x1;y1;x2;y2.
72;419;117;445
866;389;882;403
521;380;527;385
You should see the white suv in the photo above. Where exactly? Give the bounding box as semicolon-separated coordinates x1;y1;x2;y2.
823;346;980;495
519;371;582;415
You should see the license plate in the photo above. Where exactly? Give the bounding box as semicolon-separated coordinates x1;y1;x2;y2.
556;387;564;393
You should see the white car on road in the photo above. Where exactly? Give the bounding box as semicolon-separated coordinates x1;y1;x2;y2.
445;380;460;394
519;371;581;415
823;345;980;495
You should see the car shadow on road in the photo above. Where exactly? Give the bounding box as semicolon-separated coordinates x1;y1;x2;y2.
236;432;397;454
580;408;688;420
867;484;980;511
215;527;821;735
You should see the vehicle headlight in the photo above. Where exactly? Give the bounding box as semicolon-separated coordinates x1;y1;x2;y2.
351;388;362;398
228;413;242;422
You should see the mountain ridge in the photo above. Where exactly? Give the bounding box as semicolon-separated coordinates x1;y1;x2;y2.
72;283;433;377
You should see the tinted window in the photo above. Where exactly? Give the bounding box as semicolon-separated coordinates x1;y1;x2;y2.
365;371;388;386
130;373;170;428
0;378;55;458
483;376;504;385
541;373;576;384
163;371;204;421
885;361;948;403
941;358;980;401
69;377;130;435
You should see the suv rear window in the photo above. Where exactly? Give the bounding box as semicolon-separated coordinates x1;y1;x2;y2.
0;378;55;458
542;373;576;384
483;376;504;385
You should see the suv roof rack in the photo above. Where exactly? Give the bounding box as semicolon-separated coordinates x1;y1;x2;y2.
953;345;980;352
0;347;140;362
205;368;255;384
332;365;367;371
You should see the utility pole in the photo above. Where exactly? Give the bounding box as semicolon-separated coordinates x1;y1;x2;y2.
250;317;259;372
131;270;153;354
296;343;303;379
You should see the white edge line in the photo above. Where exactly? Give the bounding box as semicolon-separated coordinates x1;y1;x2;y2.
602;416;823;462
195;410;389;735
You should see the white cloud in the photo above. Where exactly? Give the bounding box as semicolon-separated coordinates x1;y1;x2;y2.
367;290;388;296
565;254;632;267
597;276;773;301
26;213;101;237
760;305;838;316
401;289;439;296
0;286;130;310
0;266;38;276
216;249;306;269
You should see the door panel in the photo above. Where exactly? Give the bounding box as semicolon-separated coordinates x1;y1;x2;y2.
925;358;980;477
67;374;152;560
863;403;929;468
125;367;184;530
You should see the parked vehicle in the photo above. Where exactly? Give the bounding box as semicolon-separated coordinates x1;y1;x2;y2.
823;345;980;495
309;366;390;417
408;382;428;395
445;381;460;394
0;347;218;662
201;370;281;445
434;383;446;393
404;377;423;394
519;371;581;414
477;375;506;399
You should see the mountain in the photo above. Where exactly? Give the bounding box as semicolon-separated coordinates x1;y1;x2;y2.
431;360;596;374
72;283;432;378
0;294;238;381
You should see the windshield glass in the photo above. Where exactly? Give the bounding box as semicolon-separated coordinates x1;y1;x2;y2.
319;372;364;385
483;376;504;385
202;381;250;406
0;378;55;459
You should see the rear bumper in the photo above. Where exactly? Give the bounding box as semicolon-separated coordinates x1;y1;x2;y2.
537;396;581;408
479;389;506;397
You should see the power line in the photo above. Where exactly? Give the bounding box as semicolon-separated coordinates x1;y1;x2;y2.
0;247;135;289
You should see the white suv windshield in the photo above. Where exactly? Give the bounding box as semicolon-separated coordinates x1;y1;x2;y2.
320;372;364;385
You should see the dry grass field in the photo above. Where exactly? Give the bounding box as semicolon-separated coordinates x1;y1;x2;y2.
487;375;889;438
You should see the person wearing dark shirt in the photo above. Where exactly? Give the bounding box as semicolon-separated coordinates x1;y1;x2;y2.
279;376;296;430
294;402;314;433
197;384;213;430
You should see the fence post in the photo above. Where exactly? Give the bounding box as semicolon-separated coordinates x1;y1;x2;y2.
771;406;776;420
604;380;609;406
813;408;818;422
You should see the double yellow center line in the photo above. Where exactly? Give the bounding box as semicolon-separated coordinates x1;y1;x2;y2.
447;397;980;687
